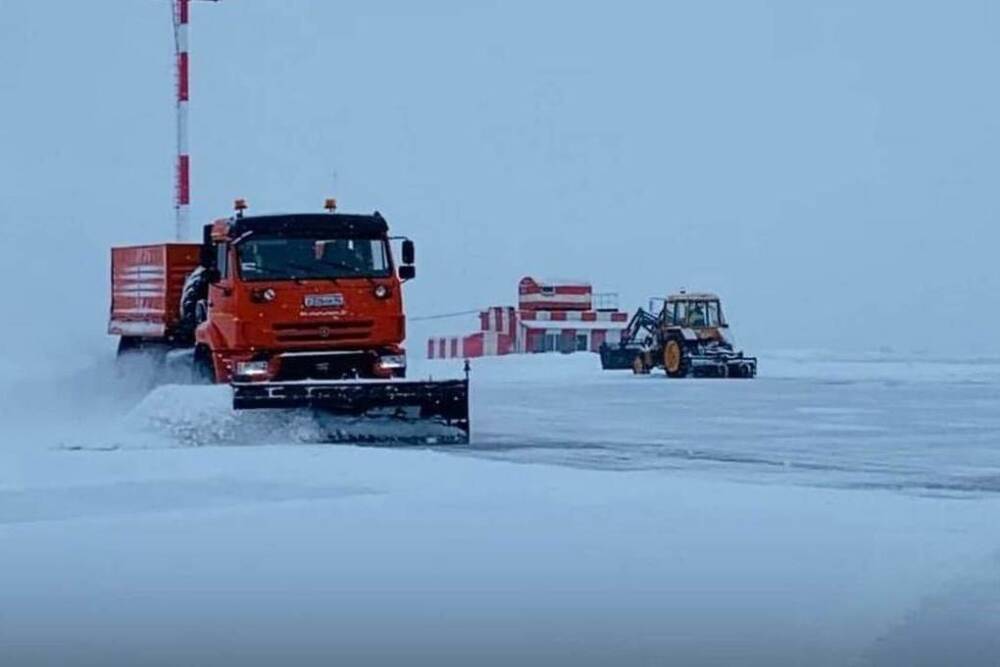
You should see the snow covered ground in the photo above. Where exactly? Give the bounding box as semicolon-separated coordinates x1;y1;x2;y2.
2;350;999;665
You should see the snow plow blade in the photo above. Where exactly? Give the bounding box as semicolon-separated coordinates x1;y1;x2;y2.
688;353;758;379
231;378;470;444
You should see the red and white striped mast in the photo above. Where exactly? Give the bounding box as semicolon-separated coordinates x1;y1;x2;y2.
171;0;216;240
171;0;191;240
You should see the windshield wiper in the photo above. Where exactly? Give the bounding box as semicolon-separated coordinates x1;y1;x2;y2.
313;259;380;284
315;259;361;273
246;260;374;284
243;264;310;284
281;260;361;284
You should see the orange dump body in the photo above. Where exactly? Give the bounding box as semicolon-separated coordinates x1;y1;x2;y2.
109;244;200;340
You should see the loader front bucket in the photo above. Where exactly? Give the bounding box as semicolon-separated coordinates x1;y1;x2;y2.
231;378;470;444
599;344;640;370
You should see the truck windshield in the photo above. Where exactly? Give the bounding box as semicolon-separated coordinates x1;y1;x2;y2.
237;237;391;281
669;300;726;327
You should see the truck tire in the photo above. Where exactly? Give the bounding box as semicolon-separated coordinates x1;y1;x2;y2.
178;267;210;344
663;338;690;378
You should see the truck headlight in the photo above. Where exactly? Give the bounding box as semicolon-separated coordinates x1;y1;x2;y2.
235;360;270;379
377;354;406;370
373;284;390;299
251;287;277;303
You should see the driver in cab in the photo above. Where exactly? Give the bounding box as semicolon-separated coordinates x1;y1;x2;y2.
688;303;706;327
316;239;366;274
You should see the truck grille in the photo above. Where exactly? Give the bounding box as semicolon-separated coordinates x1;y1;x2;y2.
272;320;374;343
277;352;374;380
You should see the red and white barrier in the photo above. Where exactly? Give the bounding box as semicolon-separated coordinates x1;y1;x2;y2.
427;332;515;359
479;306;518;337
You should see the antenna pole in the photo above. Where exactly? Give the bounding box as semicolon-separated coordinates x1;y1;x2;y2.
173;0;191;240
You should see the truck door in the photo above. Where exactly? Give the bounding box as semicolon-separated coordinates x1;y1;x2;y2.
207;243;239;349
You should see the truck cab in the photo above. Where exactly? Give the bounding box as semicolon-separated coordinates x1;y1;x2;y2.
189;203;416;384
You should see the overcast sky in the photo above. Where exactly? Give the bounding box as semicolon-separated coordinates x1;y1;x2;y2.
1;0;997;361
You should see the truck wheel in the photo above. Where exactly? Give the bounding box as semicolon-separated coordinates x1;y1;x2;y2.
663;338;690;378
192;348;217;384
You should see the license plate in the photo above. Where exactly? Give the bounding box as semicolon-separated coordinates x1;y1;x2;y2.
304;293;344;308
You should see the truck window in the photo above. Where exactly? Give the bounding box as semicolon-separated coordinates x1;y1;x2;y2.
673;301;687;326
688;302;707;326
705;301;721;327
216;244;229;279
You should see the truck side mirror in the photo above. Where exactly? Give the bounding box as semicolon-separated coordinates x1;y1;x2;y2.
401;239;415;265
200;225;215;268
398;265;416;281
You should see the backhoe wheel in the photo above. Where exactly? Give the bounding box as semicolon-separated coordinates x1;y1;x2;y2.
632;355;648;375
663;339;689;378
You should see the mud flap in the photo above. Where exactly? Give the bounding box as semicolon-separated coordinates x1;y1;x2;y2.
231;379;470;444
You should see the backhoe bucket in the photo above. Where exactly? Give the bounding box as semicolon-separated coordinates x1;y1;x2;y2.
231;378;470;444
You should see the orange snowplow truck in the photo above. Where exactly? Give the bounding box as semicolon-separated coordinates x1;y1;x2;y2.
109;200;469;443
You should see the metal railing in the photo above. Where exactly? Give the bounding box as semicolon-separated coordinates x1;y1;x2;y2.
592;292;620;311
